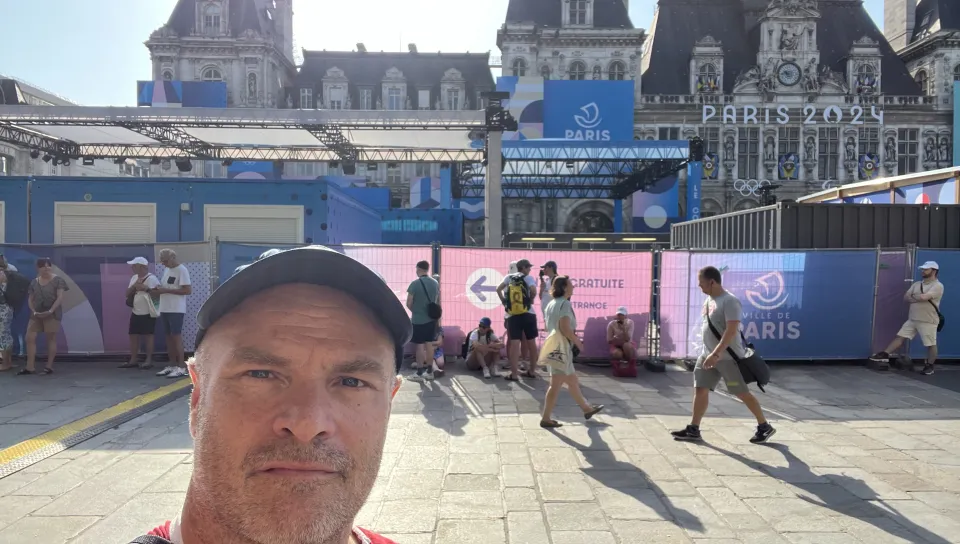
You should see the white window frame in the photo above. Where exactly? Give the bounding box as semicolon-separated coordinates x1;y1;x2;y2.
446;88;460;111
359;88;372;110
54;202;158;244
328;86;345;110
204;204;305;244
418;89;431;110
387;88;402;110
300;88;313;109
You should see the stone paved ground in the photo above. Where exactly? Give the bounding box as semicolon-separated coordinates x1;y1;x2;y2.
2;362;960;543
0;361;185;448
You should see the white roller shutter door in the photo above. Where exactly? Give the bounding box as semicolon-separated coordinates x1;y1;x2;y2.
204;204;304;244
55;202;156;244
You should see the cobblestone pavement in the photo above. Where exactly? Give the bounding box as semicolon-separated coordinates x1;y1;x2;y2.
0;361;185;449
2;363;960;543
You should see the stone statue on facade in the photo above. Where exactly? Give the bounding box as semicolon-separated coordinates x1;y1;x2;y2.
286;94;293;109
345;94;352;109
463;96;471;110
924;137;937;163
724;135;736;160
780;24;801;50
884;137;896;162
844;138;856;161
405;95;412;110
803;58;820;93
764;136;777;162
819;66;849;93
593;66;602;80
734;66;761;89
435;98;442;110
376;97;382;110
804;136;816;161
939;137;951;163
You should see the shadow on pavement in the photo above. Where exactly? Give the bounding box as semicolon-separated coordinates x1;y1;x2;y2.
703;441;952;544
550;424;705;534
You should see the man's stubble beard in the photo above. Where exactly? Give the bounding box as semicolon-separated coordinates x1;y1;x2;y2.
191;402;386;544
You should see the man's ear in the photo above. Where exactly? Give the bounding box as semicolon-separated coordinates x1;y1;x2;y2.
187;362;201;438
391;376;402;399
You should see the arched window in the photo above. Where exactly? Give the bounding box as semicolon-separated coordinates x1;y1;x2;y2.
696;63;719;93
954;64;960;82
608;61;625;80
540;64;551;80
202;67;223;82
511;58;527;77
203;3;222;35
569;61;586;81
915;69;929;95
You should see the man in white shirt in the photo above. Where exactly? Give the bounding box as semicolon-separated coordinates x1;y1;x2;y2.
121;257;161;370
607;306;638;365
151;248;192;378
464;317;504;379
870;261;945;375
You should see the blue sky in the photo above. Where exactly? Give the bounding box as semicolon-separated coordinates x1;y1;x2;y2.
0;0;885;107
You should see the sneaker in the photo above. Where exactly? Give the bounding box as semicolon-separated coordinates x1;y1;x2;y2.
671;425;703;442
156;366;175;376
139;362;154;370
482;367;492;379
166;367;189;378
422;371;435;381
118;361;138;369
749;423;777;444
921;364;935;376
868;351;891;362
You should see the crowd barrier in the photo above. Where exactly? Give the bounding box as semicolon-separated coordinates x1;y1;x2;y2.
1;241;956;361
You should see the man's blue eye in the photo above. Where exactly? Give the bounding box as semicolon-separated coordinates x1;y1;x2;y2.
248;370;273;379
341;377;364;388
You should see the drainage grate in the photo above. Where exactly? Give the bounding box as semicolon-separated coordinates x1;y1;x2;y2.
0;386;191;478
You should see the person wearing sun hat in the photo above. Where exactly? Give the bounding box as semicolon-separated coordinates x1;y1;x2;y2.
870;260;944;375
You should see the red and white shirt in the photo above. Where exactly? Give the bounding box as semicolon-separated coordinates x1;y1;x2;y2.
147;518;397;544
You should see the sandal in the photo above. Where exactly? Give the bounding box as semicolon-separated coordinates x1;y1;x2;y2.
41;368;54;375
16;369;34;375
540;420;563;428
504;374;520;382
523;371;538;379
584;405;605;420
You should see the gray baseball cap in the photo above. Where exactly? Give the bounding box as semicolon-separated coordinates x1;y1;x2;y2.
197;246;412;372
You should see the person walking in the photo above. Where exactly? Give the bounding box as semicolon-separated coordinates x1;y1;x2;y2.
120;257;161;370
671;266;776;444
539;275;604;428
0;270;14;372
870;261;944;375
19;258;69;375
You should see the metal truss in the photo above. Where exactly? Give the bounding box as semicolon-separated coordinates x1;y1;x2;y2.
0;122;79;156
118;122;215;159
502;141;689;162
304;125;358;163
0;105;487;130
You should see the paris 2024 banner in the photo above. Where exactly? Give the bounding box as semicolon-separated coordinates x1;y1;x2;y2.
438;248;653;358
659;250;878;360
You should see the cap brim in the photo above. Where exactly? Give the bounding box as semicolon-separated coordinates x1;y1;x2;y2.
197;246;412;355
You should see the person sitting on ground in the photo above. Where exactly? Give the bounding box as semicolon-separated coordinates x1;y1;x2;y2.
139;246;411;544
607;306;638;366
464;317;504;379
431;327;446;377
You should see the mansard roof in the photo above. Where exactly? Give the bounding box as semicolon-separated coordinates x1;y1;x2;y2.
912;0;960;42
504;0;635;29
642;0;920;96
166;0;275;36
296;51;496;90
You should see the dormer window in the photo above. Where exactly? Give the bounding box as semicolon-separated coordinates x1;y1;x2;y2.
570;0;588;25
203;2;222;35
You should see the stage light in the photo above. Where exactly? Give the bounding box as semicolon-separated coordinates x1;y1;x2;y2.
343;161;356;175
30;150;40;159
82;158;95;166
150;158;161;165
42;154;52;163
222;159;233;167
175;159;193;172
114;158;126;165
61;158;70;166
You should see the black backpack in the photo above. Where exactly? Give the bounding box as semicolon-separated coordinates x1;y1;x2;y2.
2;271;29;310
461;328;492;358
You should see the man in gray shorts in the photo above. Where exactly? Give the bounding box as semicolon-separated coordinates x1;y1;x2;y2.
671;266;776;444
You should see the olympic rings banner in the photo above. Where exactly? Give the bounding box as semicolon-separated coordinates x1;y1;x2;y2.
438;248;654;358
659;250;878;360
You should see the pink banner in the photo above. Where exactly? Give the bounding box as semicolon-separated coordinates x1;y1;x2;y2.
341;246;434;319
438;248;653;358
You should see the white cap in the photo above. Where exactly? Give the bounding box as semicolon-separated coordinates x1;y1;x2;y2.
919;261;940;271
508;261;518;274
127;257;149;266
616;306;628;316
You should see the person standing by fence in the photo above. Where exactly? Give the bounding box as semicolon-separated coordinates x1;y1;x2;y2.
19;258;68;375
0;270;14;372
407;260;441;382
870;261;944;376
120;257;161;370
153;249;192;379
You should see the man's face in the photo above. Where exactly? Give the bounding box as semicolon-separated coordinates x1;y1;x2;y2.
697;274;712;295
189;284;399;544
616;314;625;323
520;265;532;275
921;267;935;279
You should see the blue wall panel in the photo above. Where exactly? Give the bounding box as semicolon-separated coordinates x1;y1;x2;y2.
324;184;382;245
339;187;391;210
381;209;463;245
30;178;184;243
0;178;30;243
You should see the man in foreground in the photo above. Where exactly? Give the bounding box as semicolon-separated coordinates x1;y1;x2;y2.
870;261;944;375
141;246;411;544
671;266;776;444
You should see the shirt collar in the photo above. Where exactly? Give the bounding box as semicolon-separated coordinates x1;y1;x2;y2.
168;517;372;544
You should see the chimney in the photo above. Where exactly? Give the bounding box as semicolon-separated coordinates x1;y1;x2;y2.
357;43;367;53
884;0;917;52
408;43;418;53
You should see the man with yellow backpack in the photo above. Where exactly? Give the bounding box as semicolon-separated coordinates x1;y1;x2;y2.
497;259;540;381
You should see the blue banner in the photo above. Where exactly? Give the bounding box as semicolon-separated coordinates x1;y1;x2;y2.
683;251;877;359
543;80;634;141
687;161;703;221
911;250;959;359
955;82;960;167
